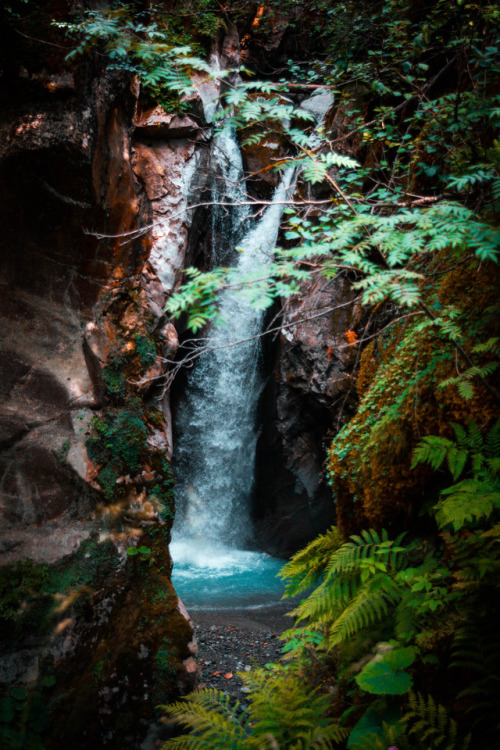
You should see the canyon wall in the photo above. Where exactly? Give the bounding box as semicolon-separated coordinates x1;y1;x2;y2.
0;5;359;746
254;274;362;556
0;9;198;748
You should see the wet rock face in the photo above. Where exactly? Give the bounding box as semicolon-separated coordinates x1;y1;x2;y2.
254;274;363;557
0;11;197;748
133;132;210;294
0;62;149;560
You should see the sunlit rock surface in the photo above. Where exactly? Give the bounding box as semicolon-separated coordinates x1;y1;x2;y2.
133;134;210;294
0;13;196;748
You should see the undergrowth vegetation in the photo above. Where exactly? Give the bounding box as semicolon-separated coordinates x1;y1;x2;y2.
160;416;500;748
52;0;500;747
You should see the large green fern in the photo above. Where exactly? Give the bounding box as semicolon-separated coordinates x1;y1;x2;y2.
402;692;471;750
438;336;500;401
161;669;347;750
412;418;500;531
279;526;342;598
348;691;472;750
283;529;446;652
160;689;249;749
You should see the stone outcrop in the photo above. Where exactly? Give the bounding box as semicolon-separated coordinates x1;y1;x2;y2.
0;9;197;748
133;130;210;295
254;273;363;556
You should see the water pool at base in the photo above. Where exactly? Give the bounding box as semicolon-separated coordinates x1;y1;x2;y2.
170;539;286;610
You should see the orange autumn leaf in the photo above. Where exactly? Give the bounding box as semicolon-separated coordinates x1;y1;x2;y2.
54;618;74;634
252;5;265;27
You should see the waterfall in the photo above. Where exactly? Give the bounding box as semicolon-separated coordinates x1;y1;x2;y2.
210;126;249;265
173;157;293;548
170;126;294;606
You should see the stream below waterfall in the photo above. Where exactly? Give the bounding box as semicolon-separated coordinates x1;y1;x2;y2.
170;544;286;610
170;122;293;611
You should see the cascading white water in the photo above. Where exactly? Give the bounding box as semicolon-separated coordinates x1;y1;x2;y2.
170;125;294;608
174;167;294;544
210;127;249;265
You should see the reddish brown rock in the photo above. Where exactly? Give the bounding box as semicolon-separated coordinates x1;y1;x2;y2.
135;105;204;140
0;9;196;748
133;138;210;293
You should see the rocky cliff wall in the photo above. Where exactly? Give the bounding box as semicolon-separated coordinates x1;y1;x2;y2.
0;5;367;744
254;274;362;556
0;7;198;748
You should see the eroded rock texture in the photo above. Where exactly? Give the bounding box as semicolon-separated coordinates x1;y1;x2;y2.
254;274;363;556
0;64;145;561
0;10;196;748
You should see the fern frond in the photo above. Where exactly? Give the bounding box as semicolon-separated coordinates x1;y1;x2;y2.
290;574;355;625
411;435;455;471
485;417;500;458
435;477;500;530
403;692;470;750
466;419;484;453
161;689;248;749
281;526;342;598
458;379;475;400
394;598;420;642
241;670;344;749
328;530;406;576
328;575;401;647
412;434;471;480
471;336;500;356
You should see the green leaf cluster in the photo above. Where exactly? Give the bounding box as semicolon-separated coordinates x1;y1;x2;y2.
413;418;500;531
161;668;348;749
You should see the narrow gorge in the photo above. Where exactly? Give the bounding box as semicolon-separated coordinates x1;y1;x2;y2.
1;2;499;749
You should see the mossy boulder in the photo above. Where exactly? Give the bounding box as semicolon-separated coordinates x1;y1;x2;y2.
327;258;500;536
0;530;196;750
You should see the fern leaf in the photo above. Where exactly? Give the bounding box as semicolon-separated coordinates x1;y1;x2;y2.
466;419;484;452
471;336;500;355
280;526;342;598
403;692;470;750
447;446;469;480
485;417;500;458
160;690;248;749
435;478;500;530
394;599;420;642
451;422;468;447
458;379;475;400
411;435;454;471
328;575;401;647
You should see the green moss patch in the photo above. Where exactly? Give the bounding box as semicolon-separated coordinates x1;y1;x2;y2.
86;407;148;498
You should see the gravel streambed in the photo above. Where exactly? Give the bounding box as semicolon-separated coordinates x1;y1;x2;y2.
191;601;293;701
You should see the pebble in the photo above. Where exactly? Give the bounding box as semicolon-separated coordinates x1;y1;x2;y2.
192;620;285;702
